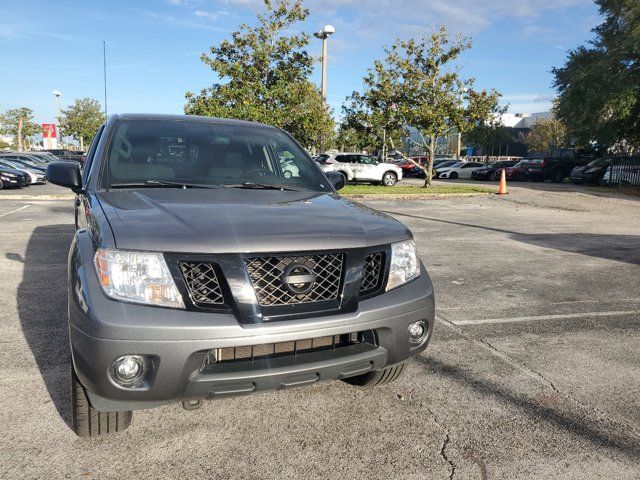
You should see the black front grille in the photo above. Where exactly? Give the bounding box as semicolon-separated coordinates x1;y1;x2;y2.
180;262;225;307
245;253;344;306
360;252;385;294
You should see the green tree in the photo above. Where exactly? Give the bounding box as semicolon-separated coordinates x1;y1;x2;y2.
521;117;568;153
59;98;106;149
339;90;404;155
553;0;639;152
0;107;39;151
352;27;503;186
184;0;333;149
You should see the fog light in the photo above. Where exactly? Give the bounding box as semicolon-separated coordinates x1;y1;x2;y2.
408;321;427;342
111;355;145;386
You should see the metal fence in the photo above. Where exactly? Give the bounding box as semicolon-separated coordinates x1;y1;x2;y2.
606;157;640;193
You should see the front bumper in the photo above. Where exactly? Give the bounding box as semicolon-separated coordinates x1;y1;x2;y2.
69;240;435;411
1;177;20;187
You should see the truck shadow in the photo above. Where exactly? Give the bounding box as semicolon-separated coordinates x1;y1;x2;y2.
414;355;640;462
14;224;74;428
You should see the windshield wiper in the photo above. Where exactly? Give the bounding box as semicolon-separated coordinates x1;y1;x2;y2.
224;181;303;192
110;180;220;189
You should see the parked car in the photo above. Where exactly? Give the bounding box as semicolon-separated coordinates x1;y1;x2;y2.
431;160;460;175
314;154;335;173
525;149;591;183
410;156;430;166
570;158;612;184
0;154;48;172
0;166;30;189
436;161;485;179
321;152;403;186
498;160;531;181
0;159;48;184
471;160;518;180
26;151;60;163
388;158;420;177
47;113;435;436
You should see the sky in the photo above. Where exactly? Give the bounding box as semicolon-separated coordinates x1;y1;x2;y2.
0;0;601;125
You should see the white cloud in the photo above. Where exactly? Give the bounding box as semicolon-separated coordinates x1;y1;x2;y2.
194;10;220;20
217;0;592;34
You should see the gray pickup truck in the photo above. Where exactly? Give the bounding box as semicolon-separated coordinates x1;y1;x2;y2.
48;114;435;437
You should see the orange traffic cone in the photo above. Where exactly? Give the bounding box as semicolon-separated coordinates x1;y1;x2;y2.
498;169;508;195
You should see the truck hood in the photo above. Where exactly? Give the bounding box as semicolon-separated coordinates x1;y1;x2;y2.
96;189;411;253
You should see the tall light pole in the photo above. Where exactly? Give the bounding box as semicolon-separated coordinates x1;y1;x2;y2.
314;25;335;154
456;88;468;160
53;90;62;149
314;25;335;106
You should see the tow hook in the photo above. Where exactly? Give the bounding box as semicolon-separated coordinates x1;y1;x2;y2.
182;399;203;410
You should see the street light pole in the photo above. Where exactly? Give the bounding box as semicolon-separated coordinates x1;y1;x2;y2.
314;25;335;153
52;90;62;149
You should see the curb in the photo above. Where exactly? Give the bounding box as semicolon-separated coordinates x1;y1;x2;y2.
343;192;495;200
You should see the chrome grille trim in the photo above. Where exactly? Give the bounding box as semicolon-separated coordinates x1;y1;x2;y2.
244;253;344;306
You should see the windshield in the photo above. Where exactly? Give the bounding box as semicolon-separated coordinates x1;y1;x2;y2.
103;120;331;192
587;158;608;167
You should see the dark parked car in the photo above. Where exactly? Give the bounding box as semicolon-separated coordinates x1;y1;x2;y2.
0;166;29;189
48;114;435;437
0;154;48;173
570;158;612;184
472;160;518;180
525;149;591;183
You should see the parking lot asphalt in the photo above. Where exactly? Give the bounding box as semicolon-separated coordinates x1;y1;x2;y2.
0;187;639;479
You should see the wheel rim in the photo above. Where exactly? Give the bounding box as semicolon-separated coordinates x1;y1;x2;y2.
384;173;396;185
283;171;292;179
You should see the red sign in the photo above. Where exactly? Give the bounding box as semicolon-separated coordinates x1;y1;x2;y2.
42;123;57;138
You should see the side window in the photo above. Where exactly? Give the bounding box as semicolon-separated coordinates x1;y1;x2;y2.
82;125;105;186
335;155;348;163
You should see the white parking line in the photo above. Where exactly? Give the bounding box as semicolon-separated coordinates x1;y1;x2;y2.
0;204;31;218
452;310;640;326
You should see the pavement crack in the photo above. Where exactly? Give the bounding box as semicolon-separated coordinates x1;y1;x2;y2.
425;405;456;479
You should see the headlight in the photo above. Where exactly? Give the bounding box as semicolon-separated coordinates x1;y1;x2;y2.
386;240;420;291
94;248;184;308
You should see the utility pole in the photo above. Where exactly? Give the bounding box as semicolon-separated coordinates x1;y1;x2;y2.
53;90;62;149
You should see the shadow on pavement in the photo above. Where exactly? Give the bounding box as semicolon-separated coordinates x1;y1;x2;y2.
414;355;640;462
14;224;74;428
383;211;640;265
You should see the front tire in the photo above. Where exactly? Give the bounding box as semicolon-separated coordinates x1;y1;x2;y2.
449;172;458;179
72;366;132;437
342;361;407;387
550;168;565;183
381;171;398;186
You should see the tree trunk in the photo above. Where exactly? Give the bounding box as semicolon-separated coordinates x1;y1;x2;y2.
424;136;436;187
17;116;23;151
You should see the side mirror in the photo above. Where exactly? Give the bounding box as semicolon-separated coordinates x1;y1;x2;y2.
325;170;345;191
47;161;82;193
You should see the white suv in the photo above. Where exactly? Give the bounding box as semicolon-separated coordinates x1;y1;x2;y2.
318;153;403;186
